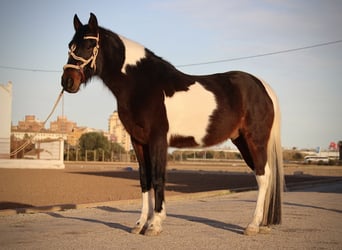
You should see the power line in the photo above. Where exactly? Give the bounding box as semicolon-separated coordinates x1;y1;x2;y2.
0;65;61;73
176;39;342;67
0;39;341;72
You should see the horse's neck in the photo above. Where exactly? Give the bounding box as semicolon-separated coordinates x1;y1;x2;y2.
101;31;193;100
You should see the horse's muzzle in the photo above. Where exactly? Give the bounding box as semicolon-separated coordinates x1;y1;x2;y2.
61;77;79;93
61;69;83;93
61;77;73;91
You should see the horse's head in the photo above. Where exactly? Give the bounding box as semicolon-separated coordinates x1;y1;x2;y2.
61;13;99;93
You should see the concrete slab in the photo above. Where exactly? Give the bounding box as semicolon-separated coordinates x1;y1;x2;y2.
0;181;341;249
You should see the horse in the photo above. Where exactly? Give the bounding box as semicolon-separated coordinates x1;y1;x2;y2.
61;13;284;236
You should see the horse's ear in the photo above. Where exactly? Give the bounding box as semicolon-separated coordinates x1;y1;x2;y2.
88;13;98;33
73;14;82;31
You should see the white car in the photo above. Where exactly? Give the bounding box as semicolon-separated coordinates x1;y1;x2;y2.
304;156;329;165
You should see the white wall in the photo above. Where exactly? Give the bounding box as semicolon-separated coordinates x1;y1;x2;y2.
0;82;12;159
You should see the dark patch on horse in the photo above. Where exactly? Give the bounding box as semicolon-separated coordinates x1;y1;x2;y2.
125;49;194;97
169;135;199;148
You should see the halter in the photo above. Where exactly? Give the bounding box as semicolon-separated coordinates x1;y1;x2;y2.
63;34;99;72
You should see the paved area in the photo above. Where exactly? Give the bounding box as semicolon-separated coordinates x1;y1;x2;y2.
0;181;341;250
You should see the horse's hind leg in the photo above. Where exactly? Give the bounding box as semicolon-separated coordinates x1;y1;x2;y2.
233;135;270;235
245;163;272;235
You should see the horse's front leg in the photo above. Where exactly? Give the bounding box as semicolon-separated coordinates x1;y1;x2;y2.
144;184;167;236
131;190;154;234
144;137;167;236
130;140;154;234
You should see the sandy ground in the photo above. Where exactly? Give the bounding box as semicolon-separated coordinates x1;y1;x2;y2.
0;162;341;210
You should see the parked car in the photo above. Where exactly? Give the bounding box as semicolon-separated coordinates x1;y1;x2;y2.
304;156;329;165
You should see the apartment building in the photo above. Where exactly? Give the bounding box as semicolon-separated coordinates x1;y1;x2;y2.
108;111;131;152
50;115;77;134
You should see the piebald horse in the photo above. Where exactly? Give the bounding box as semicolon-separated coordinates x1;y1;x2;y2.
61;13;283;236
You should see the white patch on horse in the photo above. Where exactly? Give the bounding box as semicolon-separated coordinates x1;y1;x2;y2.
146;201;167;236
164;82;217;146
140;190;154;221
131;190;154;234
119;35;146;74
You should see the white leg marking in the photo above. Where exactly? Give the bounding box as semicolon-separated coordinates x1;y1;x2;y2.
245;163;270;235
165;82;217;145
145;202;167;236
131;190;153;234
119;35;146;74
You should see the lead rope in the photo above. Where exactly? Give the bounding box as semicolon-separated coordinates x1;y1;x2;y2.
10;89;65;157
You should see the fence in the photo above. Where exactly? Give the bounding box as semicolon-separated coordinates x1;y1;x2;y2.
0;138;65;169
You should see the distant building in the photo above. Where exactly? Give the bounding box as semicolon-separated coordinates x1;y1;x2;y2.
108;111;131;152
12;114;106;148
67;127;93;147
17;115;44;132
50;116;77;134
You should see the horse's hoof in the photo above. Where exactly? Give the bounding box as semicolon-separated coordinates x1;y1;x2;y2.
144;224;162;236
259;226;271;234
131;223;145;234
244;225;259;236
131;226;142;234
144;228;162;236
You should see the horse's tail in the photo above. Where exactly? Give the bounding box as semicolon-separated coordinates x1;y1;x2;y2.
262;83;284;226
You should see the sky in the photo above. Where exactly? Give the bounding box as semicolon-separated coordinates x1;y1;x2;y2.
0;0;341;150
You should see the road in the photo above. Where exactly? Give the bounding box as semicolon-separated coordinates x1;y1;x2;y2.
0;181;341;249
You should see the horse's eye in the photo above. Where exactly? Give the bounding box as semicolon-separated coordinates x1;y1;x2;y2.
86;41;96;50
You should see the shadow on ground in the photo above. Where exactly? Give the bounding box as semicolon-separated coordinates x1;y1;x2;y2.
72;170;341;194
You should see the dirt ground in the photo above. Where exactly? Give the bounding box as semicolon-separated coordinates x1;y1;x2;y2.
0;162;341;210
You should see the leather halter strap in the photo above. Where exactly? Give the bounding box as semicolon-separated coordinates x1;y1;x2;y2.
63;34;99;71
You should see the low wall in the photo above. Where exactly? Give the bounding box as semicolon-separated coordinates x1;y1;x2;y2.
0;159;64;169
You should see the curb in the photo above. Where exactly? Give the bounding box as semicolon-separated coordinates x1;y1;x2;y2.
0;189;232;217
285;178;342;191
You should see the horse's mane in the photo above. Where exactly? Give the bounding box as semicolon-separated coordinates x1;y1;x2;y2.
139;49;195;97
98;27;194;97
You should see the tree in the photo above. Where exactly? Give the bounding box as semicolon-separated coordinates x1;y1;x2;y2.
79;132;109;152
109;142;125;154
